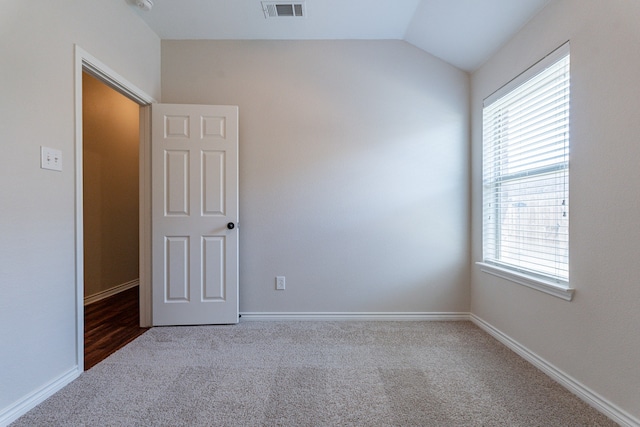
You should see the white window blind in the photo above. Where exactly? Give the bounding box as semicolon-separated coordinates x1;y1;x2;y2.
482;44;570;285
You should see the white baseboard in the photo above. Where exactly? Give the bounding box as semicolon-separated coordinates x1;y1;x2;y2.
239;312;470;321
470;314;640;427
0;367;81;427
84;279;139;306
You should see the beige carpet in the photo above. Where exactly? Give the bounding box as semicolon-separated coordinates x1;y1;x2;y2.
13;321;616;426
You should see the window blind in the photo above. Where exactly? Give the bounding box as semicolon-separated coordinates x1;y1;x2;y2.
482;44;570;284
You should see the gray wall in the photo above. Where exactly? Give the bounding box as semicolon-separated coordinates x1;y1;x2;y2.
162;40;470;314
0;0;160;418
471;0;640;420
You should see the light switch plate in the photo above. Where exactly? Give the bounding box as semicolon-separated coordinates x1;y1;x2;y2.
41;146;62;171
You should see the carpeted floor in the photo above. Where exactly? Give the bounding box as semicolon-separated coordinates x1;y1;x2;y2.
13;321;616;426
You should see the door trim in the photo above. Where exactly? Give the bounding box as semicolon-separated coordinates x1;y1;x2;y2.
74;45;156;370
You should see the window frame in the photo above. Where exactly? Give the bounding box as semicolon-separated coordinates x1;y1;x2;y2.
477;42;575;301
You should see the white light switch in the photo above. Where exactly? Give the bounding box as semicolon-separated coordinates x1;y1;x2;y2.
41;146;62;171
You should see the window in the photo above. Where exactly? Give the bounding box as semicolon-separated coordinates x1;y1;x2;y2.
481;43;572;299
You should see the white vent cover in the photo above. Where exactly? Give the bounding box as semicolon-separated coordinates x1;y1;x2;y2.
261;2;305;18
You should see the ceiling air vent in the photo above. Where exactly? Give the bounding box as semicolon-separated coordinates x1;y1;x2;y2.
261;1;306;18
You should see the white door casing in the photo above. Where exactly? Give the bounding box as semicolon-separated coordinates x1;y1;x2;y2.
152;104;239;325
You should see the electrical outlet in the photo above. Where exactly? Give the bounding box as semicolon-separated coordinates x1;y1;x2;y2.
276;276;286;290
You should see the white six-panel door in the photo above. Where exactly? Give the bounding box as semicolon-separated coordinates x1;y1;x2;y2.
152;104;238;325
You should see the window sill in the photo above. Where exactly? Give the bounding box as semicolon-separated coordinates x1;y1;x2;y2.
476;262;575;301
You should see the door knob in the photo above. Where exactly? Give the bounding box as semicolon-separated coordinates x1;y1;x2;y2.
227;222;235;230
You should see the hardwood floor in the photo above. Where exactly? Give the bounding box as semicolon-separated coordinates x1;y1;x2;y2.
84;286;149;370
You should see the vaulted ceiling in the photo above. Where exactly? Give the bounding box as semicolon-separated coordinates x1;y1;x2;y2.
131;0;550;71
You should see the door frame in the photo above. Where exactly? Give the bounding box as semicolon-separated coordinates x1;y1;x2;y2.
74;45;156;370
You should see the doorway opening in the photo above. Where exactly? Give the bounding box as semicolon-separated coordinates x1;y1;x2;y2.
75;45;155;371
82;72;147;369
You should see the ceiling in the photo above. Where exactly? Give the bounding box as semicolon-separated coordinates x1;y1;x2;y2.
131;0;550;72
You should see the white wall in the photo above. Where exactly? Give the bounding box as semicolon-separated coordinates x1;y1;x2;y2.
162;40;470;314
0;0;160;420
471;0;640;421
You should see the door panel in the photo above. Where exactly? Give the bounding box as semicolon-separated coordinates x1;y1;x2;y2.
152;104;238;325
166;236;189;301
165;150;189;216
202;150;225;215
202;236;225;300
